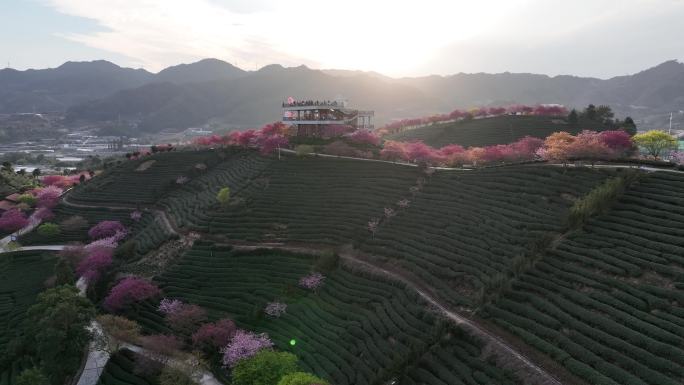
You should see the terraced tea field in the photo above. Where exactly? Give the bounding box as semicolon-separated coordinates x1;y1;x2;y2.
159;151;271;230
0;251;57;385
134;245;522;385
362;166;617;308
483;172;684;385
388;115;606;147
68;150;227;206
201;156;422;244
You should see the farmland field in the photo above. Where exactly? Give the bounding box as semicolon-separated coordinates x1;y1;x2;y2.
0;251;57;385
133;245;523;385
387;115;607;147
483;172;684;385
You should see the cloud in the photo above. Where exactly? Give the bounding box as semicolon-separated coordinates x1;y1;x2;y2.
43;0;684;76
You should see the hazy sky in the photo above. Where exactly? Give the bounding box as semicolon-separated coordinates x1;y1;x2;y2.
2;0;684;78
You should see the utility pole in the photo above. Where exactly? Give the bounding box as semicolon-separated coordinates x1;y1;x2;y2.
669;112;673;135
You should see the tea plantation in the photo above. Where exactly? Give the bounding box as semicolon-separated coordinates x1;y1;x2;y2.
200;156;422;244
67;150;231;206
387;115;607;147
362;166;617;308
0;251;57;385
133;245;522;385
483;172;684;385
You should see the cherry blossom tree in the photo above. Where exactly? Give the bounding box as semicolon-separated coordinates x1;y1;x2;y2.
405;141;442;165
88;220;127;240
257;134;289;156
221;330;273;367
346;129;381;146
299;272;325;291
568;130;614;166
192;318;237;352
672;151;684;164
104;277;161;312
76;247;114;284
35;186;63;208
165;303;207;334
367;218;380;237
0;209;28;232
31;207;54;221
541;131;576;165
599;130;634;156
158;298;183;314
264;302;287;318
130;210;142;222
379;141;408;161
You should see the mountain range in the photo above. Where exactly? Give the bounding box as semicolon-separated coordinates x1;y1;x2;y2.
1;58;683;134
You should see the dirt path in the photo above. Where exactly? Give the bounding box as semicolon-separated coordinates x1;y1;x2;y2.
230;243;564;385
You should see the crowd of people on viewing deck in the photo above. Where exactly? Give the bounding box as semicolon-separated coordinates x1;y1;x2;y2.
283;111;346;121
282;100;341;107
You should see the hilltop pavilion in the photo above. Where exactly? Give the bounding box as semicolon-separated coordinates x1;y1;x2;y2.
282;98;374;137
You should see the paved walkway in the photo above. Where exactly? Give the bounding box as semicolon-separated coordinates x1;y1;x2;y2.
71;275;223;385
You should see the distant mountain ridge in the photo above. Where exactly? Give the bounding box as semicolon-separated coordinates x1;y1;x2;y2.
1;58;683;133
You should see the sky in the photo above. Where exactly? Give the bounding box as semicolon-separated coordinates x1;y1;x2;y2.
1;0;684;78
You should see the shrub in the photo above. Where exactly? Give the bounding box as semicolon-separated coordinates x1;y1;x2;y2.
221;330;273;367
568;176;634;228
54;258;75;285
104;277;161;312
16;368;50;385
139;334;182;362
313;252;339;273
60;215;89;232
88;220;127;240
17;193;37;207
192;318;237;352
159;366;198;385
278;372;330;385
95;315;141;353
37;222;60;237
322;140;356;157
295;145;314;156
231;350;298;385
115;240;138;260
217;187;230;207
